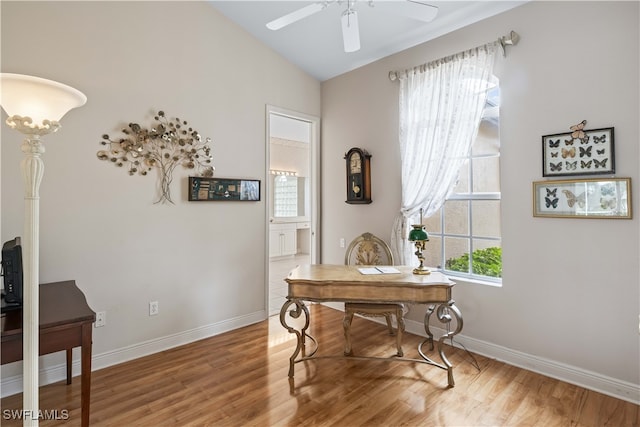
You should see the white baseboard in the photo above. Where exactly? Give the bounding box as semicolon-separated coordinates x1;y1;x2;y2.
324;302;640;405
0;310;266;398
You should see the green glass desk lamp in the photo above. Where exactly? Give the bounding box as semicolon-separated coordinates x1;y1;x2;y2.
408;208;430;275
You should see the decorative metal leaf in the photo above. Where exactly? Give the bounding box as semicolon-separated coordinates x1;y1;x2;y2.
97;110;215;204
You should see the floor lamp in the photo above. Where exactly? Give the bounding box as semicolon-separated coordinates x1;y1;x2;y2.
0;73;86;426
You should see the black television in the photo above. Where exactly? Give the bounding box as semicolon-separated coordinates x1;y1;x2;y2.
1;237;23;308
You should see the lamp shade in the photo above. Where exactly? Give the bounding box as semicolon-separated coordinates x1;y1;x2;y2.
0;73;87;125
408;224;429;241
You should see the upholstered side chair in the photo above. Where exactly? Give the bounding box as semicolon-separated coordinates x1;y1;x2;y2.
343;232;406;357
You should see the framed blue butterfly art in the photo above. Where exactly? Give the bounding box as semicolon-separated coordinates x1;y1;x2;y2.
533;178;631;219
542;121;614;177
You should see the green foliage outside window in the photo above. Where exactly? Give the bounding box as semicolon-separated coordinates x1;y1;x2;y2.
445;247;502;278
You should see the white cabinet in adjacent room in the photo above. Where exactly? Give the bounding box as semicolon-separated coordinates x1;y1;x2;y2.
270;223;297;257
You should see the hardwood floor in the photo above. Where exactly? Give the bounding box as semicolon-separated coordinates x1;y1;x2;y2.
2;304;638;426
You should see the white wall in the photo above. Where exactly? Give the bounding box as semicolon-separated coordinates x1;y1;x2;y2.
1;1;320;387
321;1;639;401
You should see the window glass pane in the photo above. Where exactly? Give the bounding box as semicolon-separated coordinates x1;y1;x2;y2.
473;239;501;251
472;156;500;193
471;239;502;278
451;159;470;194
471;120;500;156
444;237;470;274
472;200;501;238
273;176;298;217
424;209;441;234
444;201;469;235
423;235;442;269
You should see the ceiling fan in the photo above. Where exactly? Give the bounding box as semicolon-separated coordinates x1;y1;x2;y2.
266;1;439;53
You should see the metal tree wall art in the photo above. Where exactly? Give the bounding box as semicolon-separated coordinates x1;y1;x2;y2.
98;111;214;204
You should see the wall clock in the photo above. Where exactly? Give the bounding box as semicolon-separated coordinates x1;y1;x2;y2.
344;147;372;204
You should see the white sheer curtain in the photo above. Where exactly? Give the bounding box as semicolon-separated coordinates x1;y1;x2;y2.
391;42;498;264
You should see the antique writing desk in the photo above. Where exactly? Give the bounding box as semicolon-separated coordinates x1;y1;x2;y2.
1;281;95;427
280;264;463;387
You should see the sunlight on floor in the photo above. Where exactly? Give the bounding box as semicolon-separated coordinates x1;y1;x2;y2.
269;254;309;316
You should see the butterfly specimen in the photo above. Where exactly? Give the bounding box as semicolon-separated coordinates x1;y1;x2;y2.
580;135;590;144
548;139;560;148
581;160;592;168
549;162;562;171
579;146;592;157
545;197;559;208
563;189;586;208
564;139;574;146
570;120;587;140
600;198;617;210
551;152;559;157
601;185;615;196
562;147;576;158
596;148;605;155
593;134;606;144
565;161;577;170
594;158;608;168
546;188;557;197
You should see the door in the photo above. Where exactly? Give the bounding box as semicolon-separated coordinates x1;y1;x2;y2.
266;105;320;316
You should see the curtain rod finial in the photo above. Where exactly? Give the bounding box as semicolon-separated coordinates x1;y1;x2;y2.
499;30;520;57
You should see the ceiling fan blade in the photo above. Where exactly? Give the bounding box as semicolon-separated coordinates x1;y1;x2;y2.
375;0;438;23
266;3;325;30
341;9;360;52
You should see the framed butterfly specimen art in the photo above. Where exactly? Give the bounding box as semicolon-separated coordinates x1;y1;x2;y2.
533;177;631;219
542;121;614;177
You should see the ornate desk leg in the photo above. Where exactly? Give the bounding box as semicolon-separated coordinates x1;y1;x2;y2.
395;306;405;357
343;309;355;356
279;298;310;377
424;304;436;351
424;300;463;387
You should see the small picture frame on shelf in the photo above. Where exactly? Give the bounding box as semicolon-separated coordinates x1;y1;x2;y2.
188;177;260;201
542;127;614;177
533;177;631;219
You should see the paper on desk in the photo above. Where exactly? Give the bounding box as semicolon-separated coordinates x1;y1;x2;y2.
358;266;401;275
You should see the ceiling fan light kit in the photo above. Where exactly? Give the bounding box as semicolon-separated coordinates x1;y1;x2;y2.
266;0;438;53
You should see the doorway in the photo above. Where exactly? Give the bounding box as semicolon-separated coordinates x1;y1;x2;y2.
266;106;320;316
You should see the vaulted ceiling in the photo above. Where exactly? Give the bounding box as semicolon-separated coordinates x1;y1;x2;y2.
210;1;527;81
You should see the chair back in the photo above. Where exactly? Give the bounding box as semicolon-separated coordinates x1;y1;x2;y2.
344;232;394;266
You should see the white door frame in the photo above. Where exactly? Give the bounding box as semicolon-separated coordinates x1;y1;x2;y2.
265;105;320;314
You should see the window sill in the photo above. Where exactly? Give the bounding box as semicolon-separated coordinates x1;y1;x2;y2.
439;270;503;288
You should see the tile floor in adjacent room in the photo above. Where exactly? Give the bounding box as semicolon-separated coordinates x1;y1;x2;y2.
268;253;310;316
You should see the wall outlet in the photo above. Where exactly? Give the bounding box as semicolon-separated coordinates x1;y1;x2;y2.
95;311;106;328
340;238;345;248
149;301;159;316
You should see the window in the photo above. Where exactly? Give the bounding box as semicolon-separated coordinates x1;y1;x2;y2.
424;87;502;283
273;174;298;217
